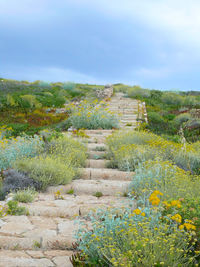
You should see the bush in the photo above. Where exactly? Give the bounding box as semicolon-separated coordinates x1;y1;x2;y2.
75;199;198;266
184;96;199;107
14;135;87;190
106;130;200;174
2;169;41;197
0;135;43;170
6;200;29;216
173;113;191;127
130;160;200;200
62;82;76;91
127;86;151;99
14;155;75;191
69;101;119;129
13;188;37;203
161;92;184;106
147;112;167;132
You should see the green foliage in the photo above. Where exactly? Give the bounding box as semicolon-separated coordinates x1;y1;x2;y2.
66;189;74;195
13;188;37;203
20;95;42;110
14;135;87;190
106;130;200;174
7;200;29;215
6;94;16;107
173;113;191;127
93;192;103;198
127;86;151;98
63;82;76;91
75;204;198;266
15;155;75;191
161;92;184;106
0;135;43;170
69;100;119;130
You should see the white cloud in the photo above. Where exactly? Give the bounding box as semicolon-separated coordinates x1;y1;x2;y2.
134;67;171;79
73;0;200;49
0;65;106;84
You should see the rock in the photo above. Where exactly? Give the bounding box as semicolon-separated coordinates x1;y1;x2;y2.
96;85;113;99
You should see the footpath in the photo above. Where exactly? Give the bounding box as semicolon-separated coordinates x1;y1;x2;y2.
0;93;139;267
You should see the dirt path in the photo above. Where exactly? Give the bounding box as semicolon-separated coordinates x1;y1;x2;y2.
0;93;139;267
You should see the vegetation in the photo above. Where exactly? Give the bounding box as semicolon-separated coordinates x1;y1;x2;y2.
114;84;200;142
0;132;87;197
13;188;37;203
0;78;97;136
6;200;29;216
106;130;200;174
68;99;119;130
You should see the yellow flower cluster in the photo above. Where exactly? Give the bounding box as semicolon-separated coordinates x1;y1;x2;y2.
149;190;163;206
171;214;182;223
179;220;196;231
133;209;145;216
163;199;181;209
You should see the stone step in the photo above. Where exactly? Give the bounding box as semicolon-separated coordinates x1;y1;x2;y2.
20;195;131;218
84;130;113;135
0;250;73;267
86;136;107;143
86;159;109;168
47;180;130;196
80;168;133;181
88;151;106;159
87;143;106;151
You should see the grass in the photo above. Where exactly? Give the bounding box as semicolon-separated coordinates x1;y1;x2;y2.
13;188;37;203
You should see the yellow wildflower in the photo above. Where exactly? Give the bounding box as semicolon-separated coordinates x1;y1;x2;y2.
133;209;141;215
171;214;182;224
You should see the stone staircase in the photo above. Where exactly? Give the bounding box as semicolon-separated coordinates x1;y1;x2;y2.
0;93;139;267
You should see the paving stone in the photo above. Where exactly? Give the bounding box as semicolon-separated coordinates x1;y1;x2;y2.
80;168;133;181
87;143;106;151
86;159;108;168
0;257;54;267
65;179;130;196
0;216;34;236
26;250;45;258
53;256;73;267
44;250;73;258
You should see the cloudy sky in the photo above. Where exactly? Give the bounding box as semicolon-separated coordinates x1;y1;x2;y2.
1;0;200;90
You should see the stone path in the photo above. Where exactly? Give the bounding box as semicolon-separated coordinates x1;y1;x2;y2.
0;93;139;267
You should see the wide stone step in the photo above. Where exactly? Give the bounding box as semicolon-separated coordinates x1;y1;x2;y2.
88;151;106;159
0;250;73;267
86;159;109;168
86;136;107;143
84;130;113;135
47;180;130;196
19;195;131;218
80;168;133;181
87;143;106;151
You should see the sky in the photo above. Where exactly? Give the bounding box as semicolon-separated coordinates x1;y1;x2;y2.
1;0;200;90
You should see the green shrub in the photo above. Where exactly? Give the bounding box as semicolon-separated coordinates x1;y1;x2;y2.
69;101;119;129
62;82;76;91
15;155;75;190
184;96;199;107
173;113;191;127
75;204;198;266
147;112;167;131
161;92;184;106
14;135;87;190
130;160;200;199
0;135;43;170
6;200;29;216
13;188;37;203
106;130;200;174
127;86;151;98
